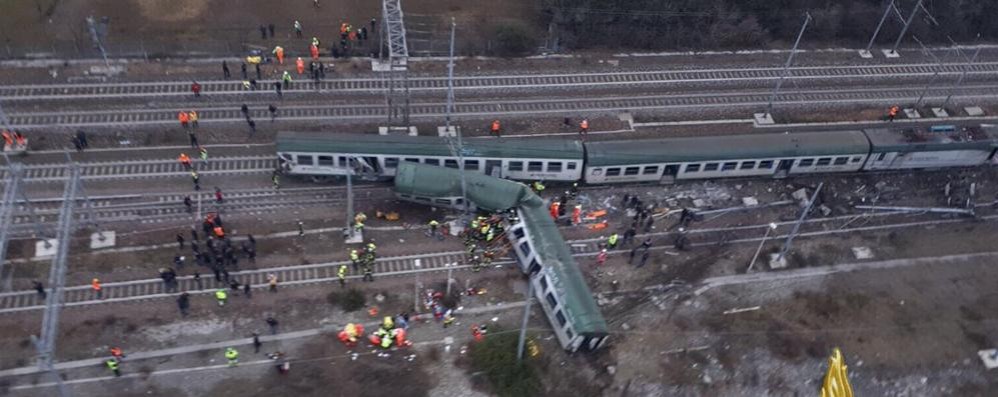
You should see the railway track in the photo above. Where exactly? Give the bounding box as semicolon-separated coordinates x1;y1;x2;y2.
3;62;998;101
0;155;276;182
7;84;998;129
0;209;989;314
6;186;393;233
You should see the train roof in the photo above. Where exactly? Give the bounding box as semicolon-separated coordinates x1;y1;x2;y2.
865;126;998;153
394;162;541;211
584;130;871;166
519;204;609;335
277;131;585;160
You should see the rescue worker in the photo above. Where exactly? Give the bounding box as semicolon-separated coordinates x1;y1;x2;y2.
470;253;481;272
888;105;899;122
110;346;125;360
178;111;190;128
294;20;303;38
579;118;590;138
674;227;689;251
533;181;546;193
550;201;561;220
282;70;293;88
178;153;192;169
596;248;608;266
607;233;619;249
191;81;201;97
366;241;377;253
349;249;361;271
272;170;280;189
214;225;225;239
215;288;228;306
353;220;364;234
363;265;374;282
273;46;285;64
338;264;347;286
199;146;208;165
225;347;239;367
311;36;320;47
572;205;582;225
382;316;394;331
296;57;305;75
91;278;102;299
188;110;199;129
191;170;201;191
428;219;439;237
490;119;501;136
106;358;121;377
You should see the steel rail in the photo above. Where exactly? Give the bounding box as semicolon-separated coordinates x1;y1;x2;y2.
8;84;998;129
4;62;998;101
0;155;276;182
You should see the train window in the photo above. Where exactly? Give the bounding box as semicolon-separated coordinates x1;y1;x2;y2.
591;168;602;176
606;168;621;176
455;198;464;205
297;155;314;165
547;162;562;172
528;161;543;172
642;166;659;175
704;163;719;171
539;276;548;291
434;199;451;205
519;241;532;257
567;162;577;170
509;161;523;171
545;292;558;308
384;158;399;168
833;157;848;165
404;158;419;163
624;167;640;175
338;157;347;167
513;228;525;239
816;158;831;166
425;158;440;166
758;160;774;169
799;159;814;167
722;162;737;171
555;310;567;326
464;160;480;170
851;157;862;163
444;159;459;169
740;161;756;170
566;329;574;341
685;164;701;173
877;152;887;161
280;153;293;161
415;197;431;202
318;156;334;166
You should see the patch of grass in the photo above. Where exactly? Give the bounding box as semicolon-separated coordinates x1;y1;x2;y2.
469;329;541;397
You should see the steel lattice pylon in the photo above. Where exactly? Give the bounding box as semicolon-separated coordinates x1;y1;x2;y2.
381;0;410;130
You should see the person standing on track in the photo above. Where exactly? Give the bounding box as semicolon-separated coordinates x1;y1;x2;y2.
183;196;193;213
191;81;201;98
177;292;190;316
91;278;102;299
272;170;281;189
269;104;278;121
178;111;189;129
199;146;208;165
188;129;199;148
178;153;192;169
241;63;247;80
296;57;305;75
282;71;293;89
579;118;589;140
188;110;199;129
294;20;303;39
76;130;88;148
215;288;228;306
215;187;224;204
177;233;185;249
490;119;501;137
191;170;201;191
225;347;239;367
106;358;121;377
222;61;231;79
33;281;46;299
268;273;278;292
338;264;347;287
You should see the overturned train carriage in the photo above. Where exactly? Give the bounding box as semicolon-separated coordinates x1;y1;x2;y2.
394;162;609;352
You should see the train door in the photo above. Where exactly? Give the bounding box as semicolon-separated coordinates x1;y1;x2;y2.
774;159;793;178
485;160;503;177
659;164;679;184
358;156;382;179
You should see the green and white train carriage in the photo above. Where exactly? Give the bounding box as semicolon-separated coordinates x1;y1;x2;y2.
276;132;585;182
583;130;872;184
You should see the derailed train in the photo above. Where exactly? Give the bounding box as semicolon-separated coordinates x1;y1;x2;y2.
277;125;998;188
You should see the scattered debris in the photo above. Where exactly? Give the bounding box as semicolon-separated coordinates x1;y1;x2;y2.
741;197;759;206
855;205;975;216
722;306;761;315
851;246;874;260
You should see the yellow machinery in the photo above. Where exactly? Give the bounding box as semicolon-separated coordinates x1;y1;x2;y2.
820;348;854;397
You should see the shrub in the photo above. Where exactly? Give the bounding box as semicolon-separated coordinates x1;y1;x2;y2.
469;330;541;397
326;289;366;312
493;23;536;57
